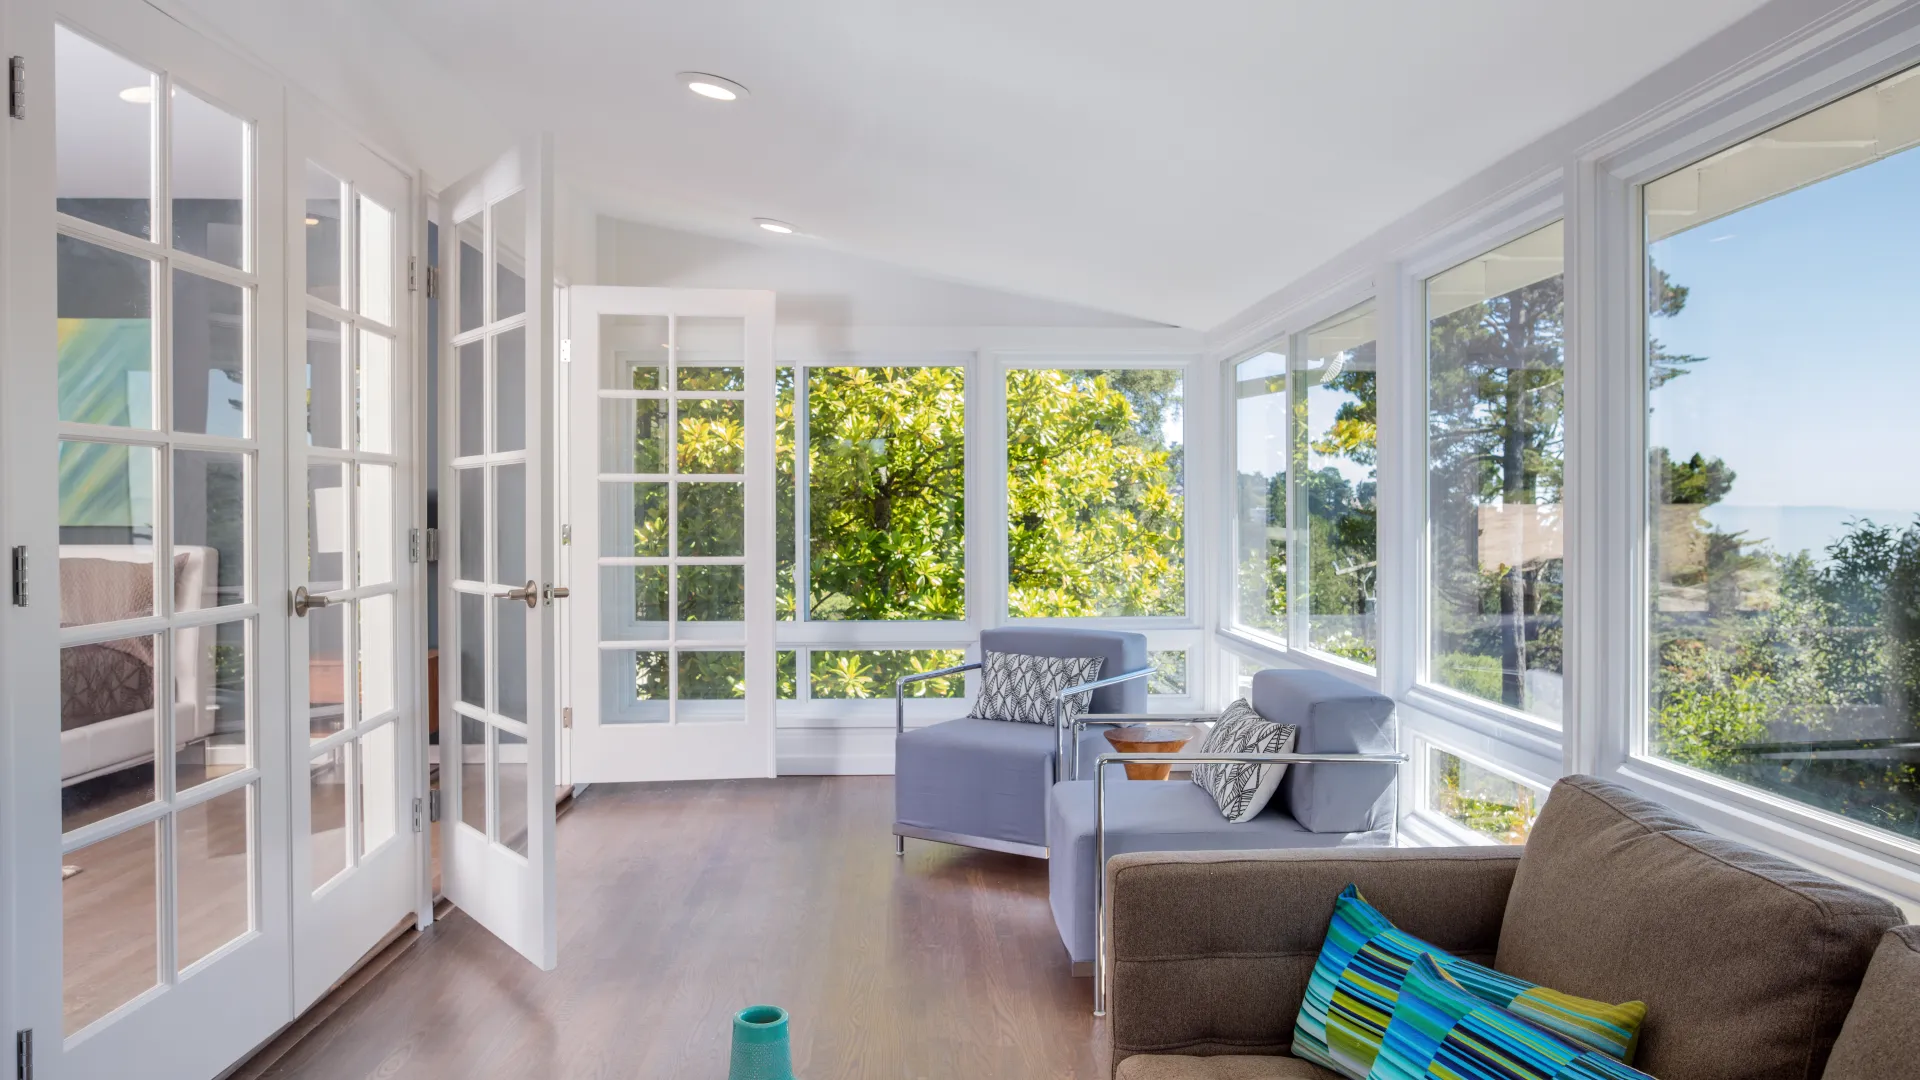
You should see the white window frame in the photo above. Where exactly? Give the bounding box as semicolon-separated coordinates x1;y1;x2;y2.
1403;734;1553;848
991;350;1212;713
1579;20;1920;905
773;343;1214;728
1396;189;1568;745
1216;282;1386;689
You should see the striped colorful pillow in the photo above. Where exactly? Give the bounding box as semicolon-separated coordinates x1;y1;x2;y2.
1369;953;1656;1080
1292;885;1646;1080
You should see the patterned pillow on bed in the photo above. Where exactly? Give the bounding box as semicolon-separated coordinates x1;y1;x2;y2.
965;651;1105;725
1191;698;1297;822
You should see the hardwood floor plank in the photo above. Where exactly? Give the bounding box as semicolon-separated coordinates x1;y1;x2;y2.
255;776;1106;1079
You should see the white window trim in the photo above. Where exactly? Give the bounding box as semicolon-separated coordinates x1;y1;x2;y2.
1578;9;1920;907
772;339;1214;724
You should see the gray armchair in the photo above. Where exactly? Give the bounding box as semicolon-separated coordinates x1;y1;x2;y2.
892;627;1152;858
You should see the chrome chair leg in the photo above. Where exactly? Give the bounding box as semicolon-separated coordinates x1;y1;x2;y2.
894;834;905;856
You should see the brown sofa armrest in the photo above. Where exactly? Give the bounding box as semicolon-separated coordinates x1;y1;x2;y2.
1107;846;1523;1072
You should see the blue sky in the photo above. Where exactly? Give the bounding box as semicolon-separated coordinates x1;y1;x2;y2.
1650;146;1920;559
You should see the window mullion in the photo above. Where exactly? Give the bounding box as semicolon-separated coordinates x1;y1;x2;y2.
793;365;810;623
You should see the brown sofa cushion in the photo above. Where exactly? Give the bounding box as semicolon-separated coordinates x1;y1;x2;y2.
1117;1056;1340;1080
1821;925;1920;1080
1496;776;1902;1080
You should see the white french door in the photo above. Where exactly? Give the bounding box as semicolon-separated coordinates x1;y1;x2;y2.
6;3;295;1077
566;287;777;783
285;103;422;1011
437;137;560;969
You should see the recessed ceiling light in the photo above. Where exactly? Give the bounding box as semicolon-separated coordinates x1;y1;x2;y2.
119;84;153;105
753;218;795;235
680;72;748;102
304;216;321;226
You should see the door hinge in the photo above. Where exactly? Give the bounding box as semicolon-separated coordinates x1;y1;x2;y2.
560;523;572;546
559;338;571;363
9;546;26;607
9;57;25;121
407;256;417;294
428;789;442;822
409;527;421;563
425;265;439;299
411;797;423;833
562;706;573;730
15;1029;31;1080
424;528;440;563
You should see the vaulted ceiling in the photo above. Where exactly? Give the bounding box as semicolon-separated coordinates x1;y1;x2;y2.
184;0;1773;327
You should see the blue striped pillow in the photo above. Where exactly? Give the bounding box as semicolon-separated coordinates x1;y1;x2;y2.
1293;886;1646;1080
1368;954;1655;1080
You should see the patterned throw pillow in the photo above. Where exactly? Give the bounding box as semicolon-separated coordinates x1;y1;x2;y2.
1294;885;1646;1080
965;651;1105;726
1191;698;1297;822
1368;953;1656;1080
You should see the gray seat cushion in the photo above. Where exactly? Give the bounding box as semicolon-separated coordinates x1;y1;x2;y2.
980;626;1148;714
1047;779;1387;963
1252;669;1396;834
1824;926;1920;1080
1497;776;1904;1080
895;719;1126;851
1117;1055;1340;1080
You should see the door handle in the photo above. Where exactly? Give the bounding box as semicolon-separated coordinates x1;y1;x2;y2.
544;584;571;604
501;580;539;609
291;586;333;617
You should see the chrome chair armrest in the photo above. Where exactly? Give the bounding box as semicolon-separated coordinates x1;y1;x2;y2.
894;662;981;734
1091;750;1409;1016
1053;666;1155;782
1068;712;1226;781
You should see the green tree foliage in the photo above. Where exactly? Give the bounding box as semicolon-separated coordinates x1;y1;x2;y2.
804;367;966;621
1427;275;1565;710
1006;369;1185;618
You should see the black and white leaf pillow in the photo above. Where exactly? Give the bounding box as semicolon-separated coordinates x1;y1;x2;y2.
1192;698;1298;822
966;651;1106;726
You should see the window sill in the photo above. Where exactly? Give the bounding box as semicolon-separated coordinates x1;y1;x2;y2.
1606;755;1920;916
1400;685;1563;764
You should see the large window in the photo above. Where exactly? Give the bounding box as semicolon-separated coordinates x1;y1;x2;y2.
1005;367;1185;618
1295;303;1379;665
1426;223;1565;722
1643;66;1920;841
1423;745;1547;844
1234;350;1288;639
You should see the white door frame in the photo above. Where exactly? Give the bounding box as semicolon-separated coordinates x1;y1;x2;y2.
566;286;777;783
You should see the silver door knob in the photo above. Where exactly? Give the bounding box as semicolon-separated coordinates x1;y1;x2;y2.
544;584;571;604
501;580;539;609
292;586;332;617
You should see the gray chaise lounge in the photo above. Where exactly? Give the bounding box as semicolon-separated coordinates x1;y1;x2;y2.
1048;668;1401;980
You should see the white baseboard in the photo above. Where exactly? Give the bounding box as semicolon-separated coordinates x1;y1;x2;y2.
776;726;895;775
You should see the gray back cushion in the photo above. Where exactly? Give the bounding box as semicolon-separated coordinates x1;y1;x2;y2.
978;627;1147;714
1250;668;1396;833
1498;776;1903;1080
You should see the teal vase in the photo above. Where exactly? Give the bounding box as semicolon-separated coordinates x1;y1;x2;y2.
728;1005;795;1080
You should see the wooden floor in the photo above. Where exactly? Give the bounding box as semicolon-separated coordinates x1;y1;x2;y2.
255;776;1109;1079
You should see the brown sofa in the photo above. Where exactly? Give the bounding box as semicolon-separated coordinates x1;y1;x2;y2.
1105;775;1914;1080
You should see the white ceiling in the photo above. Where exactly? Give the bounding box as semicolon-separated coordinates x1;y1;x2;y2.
189;0;1774;328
